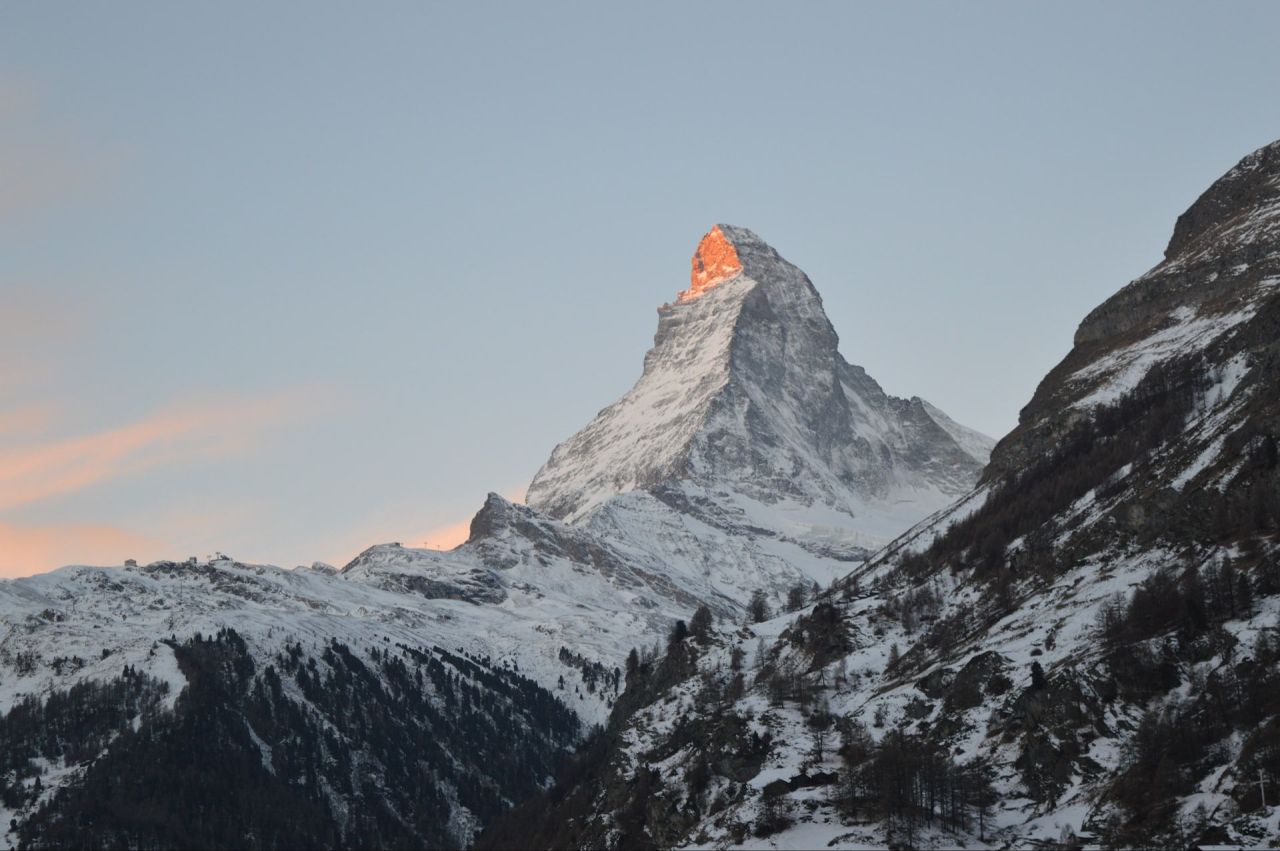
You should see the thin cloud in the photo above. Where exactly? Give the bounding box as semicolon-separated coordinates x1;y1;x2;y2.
0;386;329;513
0;289;90;345
0;403;59;439
0;77;107;226
0;290;92;396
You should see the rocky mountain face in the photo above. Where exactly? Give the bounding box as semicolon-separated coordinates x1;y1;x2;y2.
528;224;992;558
0;227;990;848
988;139;1280;490
481;141;1280;850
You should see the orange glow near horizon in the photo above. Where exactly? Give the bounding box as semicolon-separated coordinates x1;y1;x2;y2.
0;520;166;577
677;225;743;302
0;386;331;576
419;485;527;551
325;485;529;567
421;519;472;551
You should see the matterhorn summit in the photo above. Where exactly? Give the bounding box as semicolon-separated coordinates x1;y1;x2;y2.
527;224;994;556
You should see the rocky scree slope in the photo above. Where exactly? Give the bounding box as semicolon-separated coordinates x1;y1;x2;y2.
480;140;1280;850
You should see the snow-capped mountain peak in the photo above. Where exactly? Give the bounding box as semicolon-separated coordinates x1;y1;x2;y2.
487;139;1280;851
526;224;993;554
0;224;998;849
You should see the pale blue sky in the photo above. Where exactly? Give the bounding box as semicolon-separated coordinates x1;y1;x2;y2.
3;3;1279;573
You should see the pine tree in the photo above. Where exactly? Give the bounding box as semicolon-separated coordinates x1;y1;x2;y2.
668;619;688;649
1031;661;1047;691
749;590;771;624
786;583;806;613
689;605;713;642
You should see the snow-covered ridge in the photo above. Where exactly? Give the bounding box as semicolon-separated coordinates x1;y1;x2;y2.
526;271;757;523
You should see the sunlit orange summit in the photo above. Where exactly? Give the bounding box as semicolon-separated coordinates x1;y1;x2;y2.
677;225;743;302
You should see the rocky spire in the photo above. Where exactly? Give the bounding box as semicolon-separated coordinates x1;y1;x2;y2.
526;225;992;551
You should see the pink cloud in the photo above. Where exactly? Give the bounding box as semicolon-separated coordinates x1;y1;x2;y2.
0;386;328;513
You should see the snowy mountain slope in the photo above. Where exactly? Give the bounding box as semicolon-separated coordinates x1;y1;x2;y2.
0;557;583;848
0;503;840;843
0;498;751;846
485;536;1280;850
0;552;619;727
527;225;993;557
0;223;1001;848
0;495;727;733
481;140;1280;850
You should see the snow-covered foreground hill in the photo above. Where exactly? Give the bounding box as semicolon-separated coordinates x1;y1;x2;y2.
0;227;990;848
479;141;1280;850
